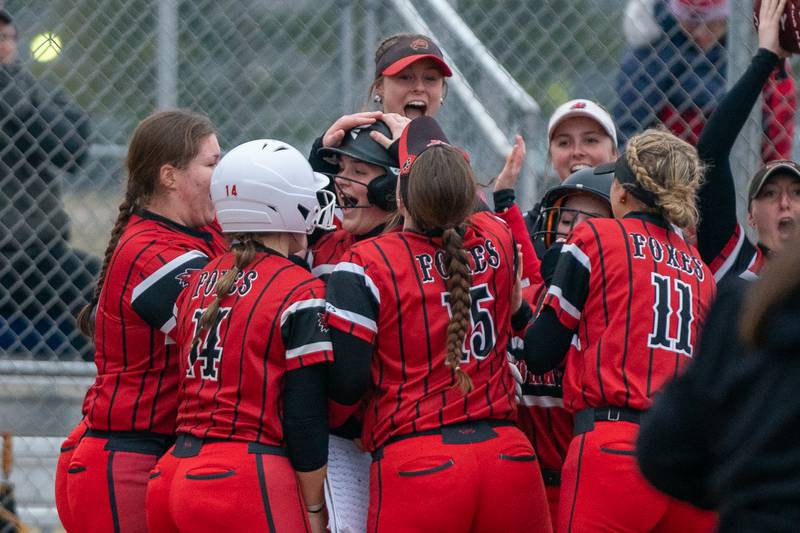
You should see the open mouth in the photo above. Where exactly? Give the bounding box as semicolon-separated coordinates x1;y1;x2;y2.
404;101;427;119
570;163;590;173
337;191;359;209
777;216;797;235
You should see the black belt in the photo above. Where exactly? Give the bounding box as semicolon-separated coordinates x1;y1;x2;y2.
85;429;174;455
372;419;514;460
171;433;288;459
541;468;561;487
573;407;643;436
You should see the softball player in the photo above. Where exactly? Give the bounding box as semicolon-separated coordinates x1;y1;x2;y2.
510;166;614;532
58;110;228;533
145;140;336;533
325;117;551;533
309;32;451;179
310;120;400;281
516;129;716;532
696;0;798;283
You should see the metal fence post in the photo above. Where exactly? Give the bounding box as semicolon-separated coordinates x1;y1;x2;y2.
339;0;355;113
157;0;178;109
727;0;761;229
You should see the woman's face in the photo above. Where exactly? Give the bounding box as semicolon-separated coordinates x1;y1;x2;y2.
748;173;800;254
549;117;616;181
555;193;612;240
173;134;221;227
377;59;445;119
335;154;390;235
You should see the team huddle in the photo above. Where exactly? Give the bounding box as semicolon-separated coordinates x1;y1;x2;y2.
49;0;800;532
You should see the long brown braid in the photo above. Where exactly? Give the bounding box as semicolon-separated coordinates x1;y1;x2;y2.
192;235;257;353
406;145;477;393
76;109;215;337
623;129;704;230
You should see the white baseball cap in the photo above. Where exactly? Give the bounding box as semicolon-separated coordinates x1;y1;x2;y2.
547;99;618;148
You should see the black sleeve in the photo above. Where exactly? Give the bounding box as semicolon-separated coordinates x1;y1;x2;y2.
307;135;339;175
696;49;780;265
520;306;574;374
284;364;329;472
327;328;373;406
493;189;516;212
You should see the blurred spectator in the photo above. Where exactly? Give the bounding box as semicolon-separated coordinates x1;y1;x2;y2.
0;9;96;359
615;0;796;162
638;236;800;531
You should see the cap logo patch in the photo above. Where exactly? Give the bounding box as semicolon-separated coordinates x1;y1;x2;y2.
350;127;362;140
570;102;587;110
410;38;429;50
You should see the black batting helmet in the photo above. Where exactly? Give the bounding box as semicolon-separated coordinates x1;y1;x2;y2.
317;121;400;211
533;165;613;248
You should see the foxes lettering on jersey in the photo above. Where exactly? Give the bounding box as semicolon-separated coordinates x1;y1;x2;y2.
82;210;228;434
539;212;716;533
173;248;332;443
325;211;518;451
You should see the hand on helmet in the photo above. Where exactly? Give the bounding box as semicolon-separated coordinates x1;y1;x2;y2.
323;111;384;148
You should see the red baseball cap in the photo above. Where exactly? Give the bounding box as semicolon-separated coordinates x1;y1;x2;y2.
375;34;453;79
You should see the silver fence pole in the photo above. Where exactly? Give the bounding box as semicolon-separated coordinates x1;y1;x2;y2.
339;0;355;113
363;0;378;106
157;0;178;109
727;0;760;230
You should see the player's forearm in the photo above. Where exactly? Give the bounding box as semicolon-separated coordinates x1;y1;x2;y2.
284;364;329;472
296;466;327;509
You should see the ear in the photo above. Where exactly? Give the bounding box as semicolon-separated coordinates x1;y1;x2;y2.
159;163;177;190
746;206;757;228
374;77;384;98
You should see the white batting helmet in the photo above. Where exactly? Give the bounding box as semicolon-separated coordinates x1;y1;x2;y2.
211;139;336;234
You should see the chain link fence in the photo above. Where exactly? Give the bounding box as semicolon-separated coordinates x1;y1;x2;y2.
0;0;789;530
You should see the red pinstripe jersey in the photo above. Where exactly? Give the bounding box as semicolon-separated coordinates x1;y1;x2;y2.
511;282;573;471
325;212;518;451
84;211;228;434
707;223;765;283
309;229;356;281
174;248;332;446
542;213;716;413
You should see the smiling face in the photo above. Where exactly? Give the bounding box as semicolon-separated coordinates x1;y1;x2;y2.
549;116;617;181
748;173;800;254
335;154;390;235
377;58;446;119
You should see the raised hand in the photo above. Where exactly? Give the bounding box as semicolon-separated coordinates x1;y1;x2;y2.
494;134;526;192
322;111;384;148
758;0;790;57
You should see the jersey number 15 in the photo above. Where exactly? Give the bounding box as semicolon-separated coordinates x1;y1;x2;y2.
441;283;497;363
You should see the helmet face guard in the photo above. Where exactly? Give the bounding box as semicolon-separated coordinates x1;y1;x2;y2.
536;200;607;248
532;165;614;248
